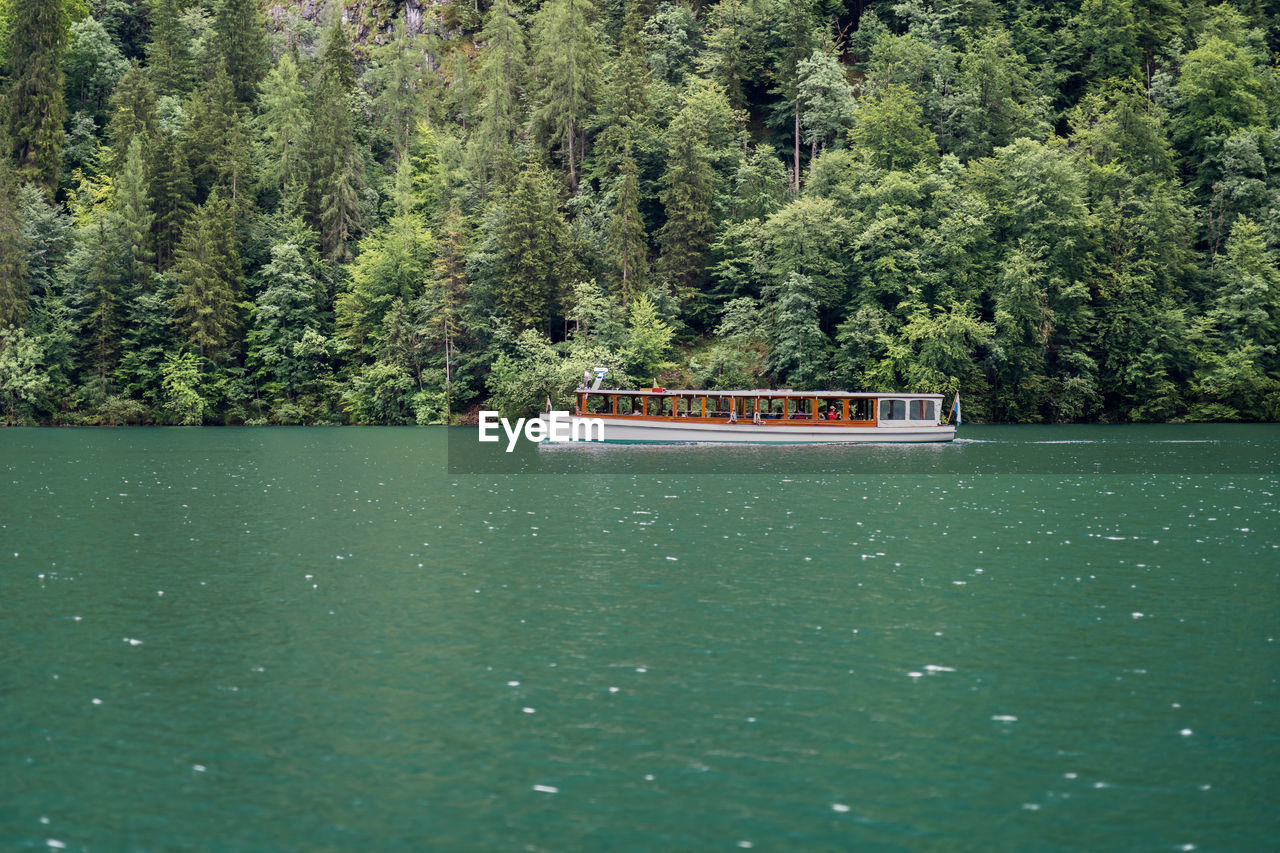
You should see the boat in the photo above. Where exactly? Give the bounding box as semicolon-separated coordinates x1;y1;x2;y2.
556;376;957;444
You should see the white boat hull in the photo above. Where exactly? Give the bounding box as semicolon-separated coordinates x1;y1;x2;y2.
557;416;955;444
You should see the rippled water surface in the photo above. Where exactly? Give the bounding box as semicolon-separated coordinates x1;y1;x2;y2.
2;426;1277;850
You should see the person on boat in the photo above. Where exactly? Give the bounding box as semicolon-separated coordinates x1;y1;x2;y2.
827;405;838;420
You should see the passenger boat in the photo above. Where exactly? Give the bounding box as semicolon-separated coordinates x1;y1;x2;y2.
562;378;957;444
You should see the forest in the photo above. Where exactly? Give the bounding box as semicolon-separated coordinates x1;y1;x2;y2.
0;0;1279;425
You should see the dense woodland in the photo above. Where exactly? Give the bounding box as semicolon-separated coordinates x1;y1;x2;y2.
1;0;1280;424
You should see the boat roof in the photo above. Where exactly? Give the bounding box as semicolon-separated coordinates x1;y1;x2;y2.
588;388;946;398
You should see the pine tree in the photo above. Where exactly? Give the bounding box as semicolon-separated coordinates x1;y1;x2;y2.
592;3;653;181
114;137;155;288
257;53;311;211
769;0;815;193
247;234;322;401
490;163;569;332
147;0;193;96
367;16;429;164
0;150;29;329
71;213;127;394
610;145;648;302
170;191;243;361
212;0;269;103
430;198;469;404
336;159;433;358
312;13;364;262
151;130;194;270
106;62;158;174
8;0;68;197
186;68;254;213
657;106;714;293
472;0;528;190
530;0;604;192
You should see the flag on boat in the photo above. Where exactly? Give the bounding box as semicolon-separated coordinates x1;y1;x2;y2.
949;392;962;425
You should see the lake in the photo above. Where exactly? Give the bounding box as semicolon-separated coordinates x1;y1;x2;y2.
2;426;1277;850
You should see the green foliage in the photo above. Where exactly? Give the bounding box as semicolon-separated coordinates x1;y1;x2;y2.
0;152;29;330
849;84;938;172
766;272;827;388
530;0;604;191
621;293;674;379
169;191;243;360
3;0;1280;424
63;15;127;128
471;0;527;190
257;54;311;212
484;163;571;333
212;0;268;103
161;349;205;424
798;48;856;153
8;0;68;196
0;326;49;421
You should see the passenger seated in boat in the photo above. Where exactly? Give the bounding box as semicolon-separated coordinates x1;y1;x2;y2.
827;406;838;420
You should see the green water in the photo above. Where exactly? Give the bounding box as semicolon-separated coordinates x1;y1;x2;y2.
2;427;1277;851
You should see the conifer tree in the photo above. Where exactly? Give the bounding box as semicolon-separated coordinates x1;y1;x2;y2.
769;0;815;193
115;137;155;288
472;0;528;190
657;105;714;293
336;158;433;357
212;0;269;103
186;68;254;212
530;0;604;192
70;212;127;395
490;163;569;331
7;0;68;197
0;150;29;329
610;145;648;302
593;3;653;179
106;63;158;174
312;13;364;262
258;53;311;211
430;197;469;402
151;130;195;270
170;192;243;361
367;16;430;164
248;234;323;401
147;0;194;96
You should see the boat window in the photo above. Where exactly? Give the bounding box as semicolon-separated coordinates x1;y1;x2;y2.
616;396;632;414
584;394;609;414
820;399;842;420
763;398;784;419
910;400;936;421
849;398;874;421
709;397;731;418
788;398;809;419
880;399;907;420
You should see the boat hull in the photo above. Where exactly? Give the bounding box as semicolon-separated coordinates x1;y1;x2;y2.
558;416;955;444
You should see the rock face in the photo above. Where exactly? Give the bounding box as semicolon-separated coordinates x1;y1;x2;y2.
265;0;438;44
